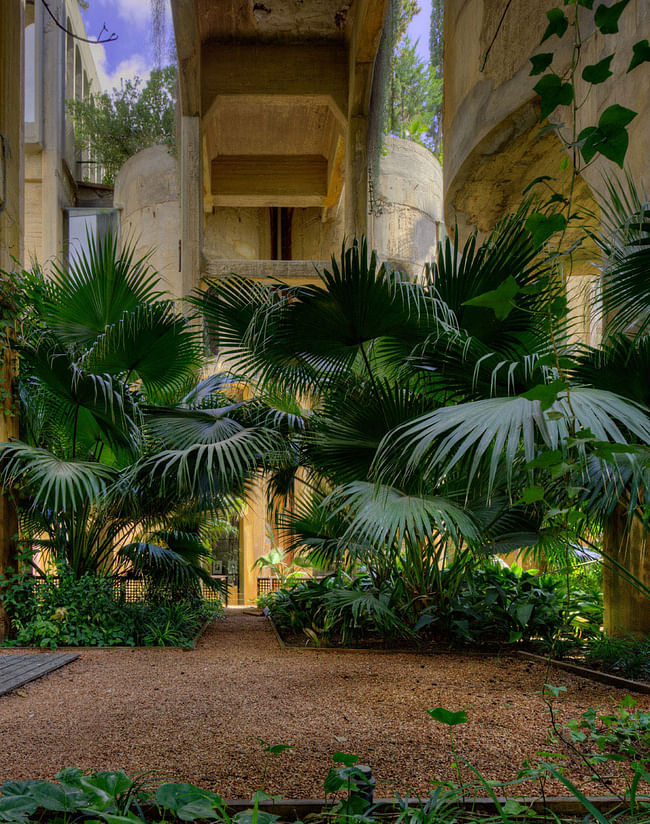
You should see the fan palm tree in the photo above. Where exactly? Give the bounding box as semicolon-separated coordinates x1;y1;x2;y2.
379;191;650;637
196;199;650;638
0;234;272;594
193;227;575;630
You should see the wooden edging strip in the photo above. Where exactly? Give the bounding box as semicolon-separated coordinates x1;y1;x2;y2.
266;617;502;656
517;651;650;694
268;617;650;693
219;795;649;817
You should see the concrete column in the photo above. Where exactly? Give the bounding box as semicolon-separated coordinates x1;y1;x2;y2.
0;0;24;640
40;0;65;263
239;475;268;605
180;115;202;297
345;114;368;244
603;504;650;638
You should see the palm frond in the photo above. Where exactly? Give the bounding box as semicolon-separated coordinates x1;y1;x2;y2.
0;441;117;512
45;232;163;347
379;388;650;492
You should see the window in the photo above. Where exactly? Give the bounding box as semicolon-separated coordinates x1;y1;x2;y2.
65;208;119;264
24;0;42;145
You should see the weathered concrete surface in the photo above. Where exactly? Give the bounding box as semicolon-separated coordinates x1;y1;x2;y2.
371;137;443;279
444;0;649;238
0;0;23;641
24;0;103;264
114;145;182;298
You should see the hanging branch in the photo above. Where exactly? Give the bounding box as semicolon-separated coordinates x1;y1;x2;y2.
481;0;513;71
40;0;118;45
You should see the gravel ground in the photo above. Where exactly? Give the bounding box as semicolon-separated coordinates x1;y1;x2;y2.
0;610;647;799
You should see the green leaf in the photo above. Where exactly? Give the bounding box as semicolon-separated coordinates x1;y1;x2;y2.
515;603;535;626
540;765;610;824
522;379;568;411
594;0;630;34
332;752;359;766
462;275;519;320
550;295;568;318
600;103;637;129
541;8;569;42
427;707;468;726
578;106;637;167
155;784;223;822
530;53;554;75
628;39;650;72
0;797;39;824
599;104;636;133
577;0;594;7
525;212;566;247
534;74;574;119
577;126;600;163
581;54;614;84
522;485;545;503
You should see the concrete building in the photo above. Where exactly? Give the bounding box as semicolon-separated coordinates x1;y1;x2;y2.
171;0;391;295
23;0;114;267
0;0;24;638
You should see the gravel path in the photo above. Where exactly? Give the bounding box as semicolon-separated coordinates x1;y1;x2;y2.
0;611;646;798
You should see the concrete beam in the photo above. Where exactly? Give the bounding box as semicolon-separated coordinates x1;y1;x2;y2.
202;258;328;282
201;43;348;123
211;155;328;207
170;0;200;116
180;115;203;295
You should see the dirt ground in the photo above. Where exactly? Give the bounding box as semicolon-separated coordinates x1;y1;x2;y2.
0;610;647;799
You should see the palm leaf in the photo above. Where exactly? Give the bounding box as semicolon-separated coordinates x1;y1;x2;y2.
379;388;650;492
0;441;117;512
45;232;162;347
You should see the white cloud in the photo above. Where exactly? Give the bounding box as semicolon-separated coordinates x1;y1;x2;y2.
94;47;151;92
104;0;152;27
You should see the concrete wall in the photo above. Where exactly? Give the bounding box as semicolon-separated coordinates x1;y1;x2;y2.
444;0;649;238
114;145;182;298
371;136;443;279
24;0;104;265
443;0;649;343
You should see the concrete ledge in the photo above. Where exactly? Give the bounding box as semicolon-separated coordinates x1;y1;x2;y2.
201;258;328;281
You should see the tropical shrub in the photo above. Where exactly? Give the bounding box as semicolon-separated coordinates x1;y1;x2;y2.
264;565;571;648
0;236;272;633
583;635;650;682
0;566;222;649
419;565;566;645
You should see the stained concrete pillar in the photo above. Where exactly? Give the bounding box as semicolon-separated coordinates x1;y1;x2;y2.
603;505;650;638
180;115;202;297
0;0;24;640
345;114;368;243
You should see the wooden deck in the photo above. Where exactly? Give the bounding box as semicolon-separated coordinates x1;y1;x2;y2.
0;653;78;696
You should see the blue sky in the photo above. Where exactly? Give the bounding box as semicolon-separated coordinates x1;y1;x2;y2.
81;0;431;92
409;0;431;62
80;0;171;90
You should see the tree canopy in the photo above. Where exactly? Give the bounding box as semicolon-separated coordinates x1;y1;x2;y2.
66;65;176;186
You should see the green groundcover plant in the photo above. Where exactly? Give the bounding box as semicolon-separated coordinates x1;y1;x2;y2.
262;563;600;649
0;566;223;649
